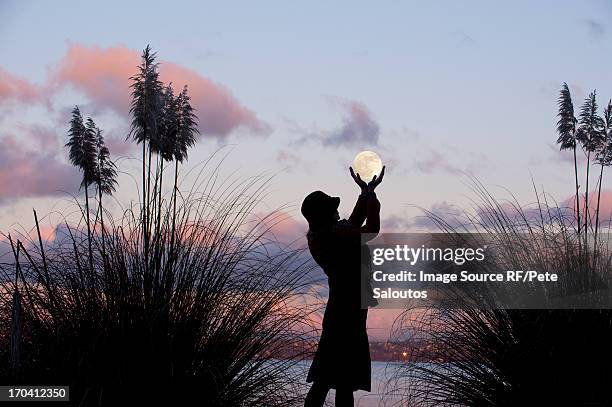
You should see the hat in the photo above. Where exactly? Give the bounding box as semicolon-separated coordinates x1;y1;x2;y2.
301;190;340;225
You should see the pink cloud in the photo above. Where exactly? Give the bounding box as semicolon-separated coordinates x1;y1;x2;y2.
160;61;270;136
50;43;269;137
588;190;612;224
0;43;271;204
0;68;42;105
253;210;307;244
104;133;134;157
562;189;612;226
27;225;57;242
367;308;405;341
51;44;136;116
0;134;80;204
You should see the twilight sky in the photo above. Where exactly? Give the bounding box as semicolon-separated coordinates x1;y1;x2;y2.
2;1;612;338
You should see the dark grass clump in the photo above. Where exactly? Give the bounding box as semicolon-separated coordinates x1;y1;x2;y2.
388;180;612;406
0;164;318;406
1;45;321;406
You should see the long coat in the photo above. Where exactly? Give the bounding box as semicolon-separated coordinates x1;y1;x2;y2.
306;192;380;391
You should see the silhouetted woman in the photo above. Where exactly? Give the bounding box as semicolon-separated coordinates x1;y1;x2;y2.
301;166;385;407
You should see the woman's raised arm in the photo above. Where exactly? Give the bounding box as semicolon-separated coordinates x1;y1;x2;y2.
348;166;385;234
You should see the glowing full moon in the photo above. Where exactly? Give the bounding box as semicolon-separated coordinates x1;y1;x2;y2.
353;150;383;182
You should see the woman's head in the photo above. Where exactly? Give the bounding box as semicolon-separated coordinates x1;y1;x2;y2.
301;190;340;228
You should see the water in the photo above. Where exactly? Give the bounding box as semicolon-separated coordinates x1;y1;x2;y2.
294;360;407;406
